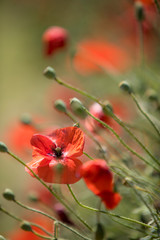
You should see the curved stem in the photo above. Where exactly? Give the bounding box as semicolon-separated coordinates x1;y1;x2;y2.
31;230;55;240
7;151;92;232
13;199;91;240
67;185;157;230
83;152;93;160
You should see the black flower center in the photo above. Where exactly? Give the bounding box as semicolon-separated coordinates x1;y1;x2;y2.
54;147;62;158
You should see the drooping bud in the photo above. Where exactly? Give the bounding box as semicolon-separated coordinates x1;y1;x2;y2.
3;189;15;201
20;113;32;125
119;81;132;94
20;221;32;232
43;66;56;79
95;223;105;240
145;89;158;102
70;98;87;119
102;100;113;116
0;235;6;240
54;99;67;113
0;142;8;153
42;26;68;56
135;1;145;22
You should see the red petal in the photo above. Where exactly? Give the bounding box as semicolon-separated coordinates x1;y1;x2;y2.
31;134;56;155
81;159;113;195
98;191;122;210
49;127;85;158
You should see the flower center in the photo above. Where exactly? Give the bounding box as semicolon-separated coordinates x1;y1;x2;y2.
55;147;62;158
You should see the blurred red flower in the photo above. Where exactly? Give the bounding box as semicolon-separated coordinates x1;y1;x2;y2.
42;26;68;56
81;159;121;210
8;215;53;240
73;40;131;75
26;127;85;183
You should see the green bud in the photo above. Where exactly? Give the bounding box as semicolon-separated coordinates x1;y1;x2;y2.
0;236;6;240
3;189;15;201
95;223;105;240
73;122;80;128
135;1;145;22
43;66;56;79
20;113;32;125
102;101;113;116
28;191;39;202
70;98;87;119
119;81;132;94
145;89;158;102
0;142;8;153
54;99;67;113
20;221;32;232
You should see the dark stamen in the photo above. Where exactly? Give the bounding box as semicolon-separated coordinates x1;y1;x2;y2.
55;147;62;157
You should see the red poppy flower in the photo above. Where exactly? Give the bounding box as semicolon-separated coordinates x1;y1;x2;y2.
26;127;85;184
81;159;121;210
42;26;68;56
8;215;53;240
73;40;131;75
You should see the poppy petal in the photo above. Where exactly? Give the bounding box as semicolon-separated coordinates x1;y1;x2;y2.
31;134;56;155
98;191;122;210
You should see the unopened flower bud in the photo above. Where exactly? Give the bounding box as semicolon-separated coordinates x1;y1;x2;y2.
43;66;56;79
70;98;87;119
3;189;15;201
145;89;158;102
0;236;6;240
20;113;32;125
135;1;145;22
95;223;105;240
20;221;32;232
54;99;67;113
0;142;8;153
102;101;113;116
73;122;80;128
28;191;39;203
119;81;132;94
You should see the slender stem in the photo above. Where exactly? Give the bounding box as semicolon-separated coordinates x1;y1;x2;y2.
32;230;55;240
138;21;144;67
66;185;157;230
7;150;92;232
0;206;54;238
131;93;160;139
83;152;93;160
55;76;101;104
13;199;91;240
110;111;160;167
65;110;78;123
84;108;160;172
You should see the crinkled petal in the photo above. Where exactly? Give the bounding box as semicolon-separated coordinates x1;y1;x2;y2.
81;159;113;195
49;127;85;158
34;157;82;184
98;191;122;210
25;157;49;177
31;134;56;155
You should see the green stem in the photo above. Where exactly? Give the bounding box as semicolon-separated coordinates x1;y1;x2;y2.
32;230;55;240
84;109;160;172
55;77;101;104
13;199;91;240
7;151;92;232
131;93;160;139
83;152;93;160
138;21;144;67
110;111;160;167
66;185;157;230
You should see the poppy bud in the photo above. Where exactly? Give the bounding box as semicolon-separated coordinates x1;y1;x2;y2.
0;142;8;153
42;26;68;56
102;100;113;116
0;236;6;240
73;122;80;128
28;191;39;203
145;89;158;102
95;223;105;240
135;1;145;22
20;113;32;125
43;66;56;79
20;221;32;232
3;189;15;201
54;99;67;113
70;98;87;119
119;81;132;94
